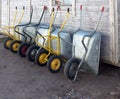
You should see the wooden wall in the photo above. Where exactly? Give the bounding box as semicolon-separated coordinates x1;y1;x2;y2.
9;0;31;25
1;0;120;65
0;0;1;26
117;0;120;63
1;0;8;26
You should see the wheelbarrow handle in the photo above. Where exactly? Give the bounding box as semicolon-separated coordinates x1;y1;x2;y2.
15;6;17;10
30;5;33;15
43;6;47;10
57;6;61;10
80;5;82;10
101;6;105;12
52;8;54;12
30;5;33;10
23;6;25;10
67;8;69;12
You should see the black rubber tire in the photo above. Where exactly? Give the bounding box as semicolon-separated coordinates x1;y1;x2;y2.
18;43;30;57
35;49;48;66
64;58;80;81
3;37;13;49
9;40;21;53
26;45;40;62
47;55;62;73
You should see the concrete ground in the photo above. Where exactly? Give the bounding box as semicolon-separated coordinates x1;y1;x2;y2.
0;42;120;99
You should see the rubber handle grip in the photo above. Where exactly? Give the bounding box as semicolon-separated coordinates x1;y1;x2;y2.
57;6;60;10
23;6;25;10
44;6;47;10
52;8;54;12
101;7;104;12
80;5;82;10
16;6;17;10
67;8;69;12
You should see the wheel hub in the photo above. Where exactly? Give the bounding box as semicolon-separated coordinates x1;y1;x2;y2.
13;43;20;51
51;59;60;70
6;40;12;48
39;53;47;64
21;46;27;55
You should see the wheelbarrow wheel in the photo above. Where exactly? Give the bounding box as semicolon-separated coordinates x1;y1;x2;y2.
26;45;40;62
18;43;30;57
10;40;21;53
64;58;80;81
4;37;13;49
47;55;62;73
35;49;48;66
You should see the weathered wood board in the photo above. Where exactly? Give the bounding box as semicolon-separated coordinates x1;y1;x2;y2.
1;0;120;67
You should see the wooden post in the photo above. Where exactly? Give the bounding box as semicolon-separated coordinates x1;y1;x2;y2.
109;0;118;63
72;0;76;16
114;0;119;63
49;0;52;13
0;0;1;26
8;0;10;33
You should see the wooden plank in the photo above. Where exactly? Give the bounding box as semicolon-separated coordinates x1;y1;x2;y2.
9;0;31;25
1;0;120;66
108;0;115;63
0;0;1;26
116;0;120;63
114;0;119;63
1;0;9;26
49;0;112;63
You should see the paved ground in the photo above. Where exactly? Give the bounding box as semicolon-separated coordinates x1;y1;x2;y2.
0;42;120;99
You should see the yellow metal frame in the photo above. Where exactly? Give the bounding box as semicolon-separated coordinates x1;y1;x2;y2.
0;7;25;41
35;9;70;62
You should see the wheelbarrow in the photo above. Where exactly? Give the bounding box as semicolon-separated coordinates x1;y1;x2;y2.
35;8;72;73
26;6;61;62
13;6;48;57
64;6;105;82
9;6;34;53
0;6;25;49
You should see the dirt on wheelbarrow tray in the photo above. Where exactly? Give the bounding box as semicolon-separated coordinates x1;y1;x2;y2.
0;41;120;99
